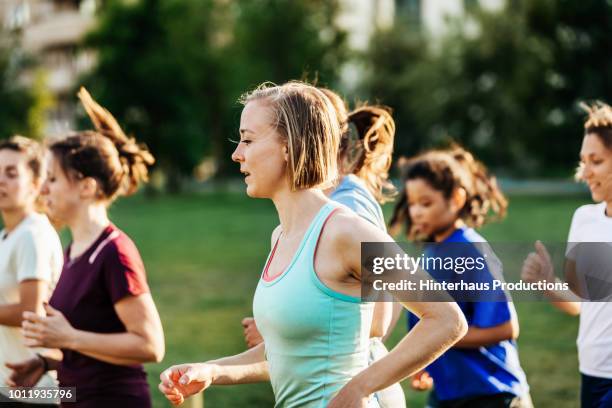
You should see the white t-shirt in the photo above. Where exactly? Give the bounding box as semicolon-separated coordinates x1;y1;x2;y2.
0;213;63;401
566;202;612;379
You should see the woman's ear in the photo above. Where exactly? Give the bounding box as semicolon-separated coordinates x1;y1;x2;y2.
79;177;99;200
450;187;467;213
283;144;289;162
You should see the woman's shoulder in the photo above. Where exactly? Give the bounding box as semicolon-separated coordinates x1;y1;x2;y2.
14;213;61;248
324;205;391;248
96;225;143;265
17;213;52;233
572;202;605;221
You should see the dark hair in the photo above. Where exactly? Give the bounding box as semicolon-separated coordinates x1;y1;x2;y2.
318;88;397;203
0;135;44;182
50;88;154;201
389;144;507;240
581;101;612;149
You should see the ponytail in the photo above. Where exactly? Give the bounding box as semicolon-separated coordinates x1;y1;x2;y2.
317;88;397;203
448;144;507;227
50;88;155;202
345;105;397;203
77;87;154;196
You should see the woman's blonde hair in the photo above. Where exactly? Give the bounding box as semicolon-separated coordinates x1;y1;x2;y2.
240;81;340;191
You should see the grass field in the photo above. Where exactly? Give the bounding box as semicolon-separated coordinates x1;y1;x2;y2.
84;191;586;407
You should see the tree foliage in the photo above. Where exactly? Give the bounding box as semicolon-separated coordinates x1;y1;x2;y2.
0;39;35;140
81;0;347;188
364;0;612;176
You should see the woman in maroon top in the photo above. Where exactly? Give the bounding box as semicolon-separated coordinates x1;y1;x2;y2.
8;88;165;407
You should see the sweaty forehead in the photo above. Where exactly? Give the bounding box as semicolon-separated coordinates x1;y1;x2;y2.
241;100;276;133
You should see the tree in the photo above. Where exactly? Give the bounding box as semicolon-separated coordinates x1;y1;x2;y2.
0;38;35;140
217;0;348;176
363;0;612;176
81;0;348;189
81;0;221;190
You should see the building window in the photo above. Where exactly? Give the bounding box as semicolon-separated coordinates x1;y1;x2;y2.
5;1;30;30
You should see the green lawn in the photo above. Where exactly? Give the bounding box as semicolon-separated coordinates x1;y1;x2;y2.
42;192;585;406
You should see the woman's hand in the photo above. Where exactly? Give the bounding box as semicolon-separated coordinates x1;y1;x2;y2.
521;241;554;283
22;303;78;349
327;378;370;408
5;357;45;387
410;370;433;391
241;317;264;348
159;363;216;406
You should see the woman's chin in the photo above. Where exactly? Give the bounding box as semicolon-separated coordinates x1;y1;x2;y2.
590;190;604;203
245;185;259;198
245;185;272;199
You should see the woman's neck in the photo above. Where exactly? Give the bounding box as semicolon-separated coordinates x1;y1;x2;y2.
272;188;329;237
68;203;111;246
1;205;34;233
323;175;346;197
433;219;465;243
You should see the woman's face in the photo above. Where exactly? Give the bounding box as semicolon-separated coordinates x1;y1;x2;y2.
580;134;612;203
406;178;458;241
231;100;289;198
0;149;39;213
41;154;81;224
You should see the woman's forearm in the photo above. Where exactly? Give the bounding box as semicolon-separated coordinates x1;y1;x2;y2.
1;281;49;326
0;303;25;327
69;330;161;365
353;302;467;395
544;278;581;316
549;298;581;316
208;343;270;384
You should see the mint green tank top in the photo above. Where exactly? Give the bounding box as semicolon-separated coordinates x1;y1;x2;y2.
253;202;375;407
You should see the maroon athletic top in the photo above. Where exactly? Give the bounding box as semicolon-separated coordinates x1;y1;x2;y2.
49;224;152;407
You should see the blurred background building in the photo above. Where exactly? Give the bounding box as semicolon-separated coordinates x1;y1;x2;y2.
1;0;95;132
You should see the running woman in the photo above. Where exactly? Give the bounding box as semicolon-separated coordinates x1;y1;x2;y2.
522;102;612;408
159;81;467;407
390;146;532;408
241;88;406;407
9;88;165;407
0;136;62;407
